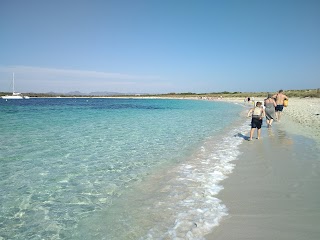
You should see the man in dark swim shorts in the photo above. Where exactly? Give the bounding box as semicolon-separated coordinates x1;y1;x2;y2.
273;90;288;121
275;105;284;112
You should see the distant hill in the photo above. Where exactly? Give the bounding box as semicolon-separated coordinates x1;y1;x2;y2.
10;90;148;97
89;91;126;96
65;91;84;96
42;91;138;96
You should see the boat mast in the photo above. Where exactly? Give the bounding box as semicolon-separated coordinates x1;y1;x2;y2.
12;72;15;94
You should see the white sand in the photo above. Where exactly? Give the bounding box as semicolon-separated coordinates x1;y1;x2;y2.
281;98;320;141
205;97;320;240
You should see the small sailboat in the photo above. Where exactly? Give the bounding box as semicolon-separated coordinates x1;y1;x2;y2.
1;73;29;100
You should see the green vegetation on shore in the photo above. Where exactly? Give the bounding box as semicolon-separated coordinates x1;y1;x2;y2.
157;88;320;98
1;88;319;98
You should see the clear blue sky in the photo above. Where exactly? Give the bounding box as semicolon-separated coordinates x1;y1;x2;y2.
1;0;319;94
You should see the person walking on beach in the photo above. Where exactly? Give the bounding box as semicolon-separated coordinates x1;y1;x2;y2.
273;90;288;122
247;101;265;141
264;93;277;127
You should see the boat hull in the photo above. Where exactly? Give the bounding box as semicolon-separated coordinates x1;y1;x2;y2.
1;95;24;99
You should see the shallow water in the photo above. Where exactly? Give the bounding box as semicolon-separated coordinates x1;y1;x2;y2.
0;98;247;239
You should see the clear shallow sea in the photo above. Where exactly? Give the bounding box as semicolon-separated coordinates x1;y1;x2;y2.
0;98;248;240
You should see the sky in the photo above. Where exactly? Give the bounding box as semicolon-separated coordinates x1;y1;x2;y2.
1;0;319;94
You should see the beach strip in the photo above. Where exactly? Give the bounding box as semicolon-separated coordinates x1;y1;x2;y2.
206;97;320;239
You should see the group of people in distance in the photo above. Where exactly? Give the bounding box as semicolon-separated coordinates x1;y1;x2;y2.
247;90;289;141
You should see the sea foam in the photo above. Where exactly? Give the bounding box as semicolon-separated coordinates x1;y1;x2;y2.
141;120;249;239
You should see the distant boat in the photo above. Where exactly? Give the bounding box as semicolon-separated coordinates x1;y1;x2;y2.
1;73;29;100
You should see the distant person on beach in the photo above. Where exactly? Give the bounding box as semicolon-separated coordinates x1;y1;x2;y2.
264;93;277;127
251;97;255;106
273;90;288;121
247;101;265;141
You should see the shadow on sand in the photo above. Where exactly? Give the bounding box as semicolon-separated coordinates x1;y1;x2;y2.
235;132;249;140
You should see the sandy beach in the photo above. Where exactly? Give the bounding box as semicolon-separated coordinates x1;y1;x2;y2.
205;97;320;239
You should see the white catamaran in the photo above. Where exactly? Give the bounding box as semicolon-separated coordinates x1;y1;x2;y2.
1;73;29;100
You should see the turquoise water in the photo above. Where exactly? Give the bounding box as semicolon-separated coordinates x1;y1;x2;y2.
0;98;248;239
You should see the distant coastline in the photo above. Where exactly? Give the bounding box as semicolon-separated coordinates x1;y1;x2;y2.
1;88;319;99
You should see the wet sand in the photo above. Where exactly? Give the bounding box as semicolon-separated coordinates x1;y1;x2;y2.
206;98;320;239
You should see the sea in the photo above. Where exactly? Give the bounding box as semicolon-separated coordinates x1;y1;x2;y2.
0;98;249;240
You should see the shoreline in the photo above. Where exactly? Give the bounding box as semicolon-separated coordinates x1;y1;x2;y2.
205;97;320;239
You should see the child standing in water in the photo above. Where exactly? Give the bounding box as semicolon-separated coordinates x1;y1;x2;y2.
247;101;265;141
